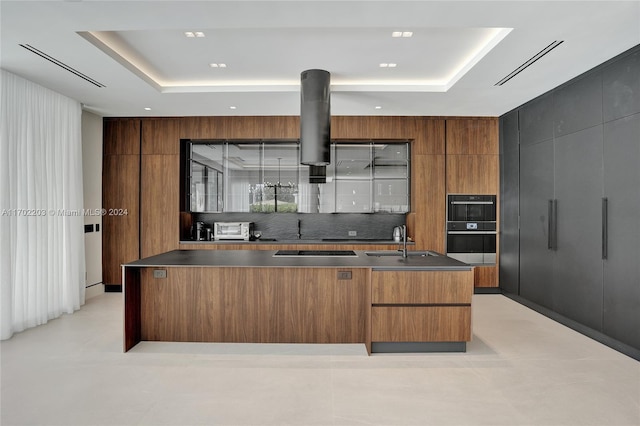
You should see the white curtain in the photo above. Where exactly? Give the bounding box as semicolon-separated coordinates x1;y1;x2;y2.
0;70;86;340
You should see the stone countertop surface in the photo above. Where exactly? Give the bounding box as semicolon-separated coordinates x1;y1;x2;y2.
179;239;414;245
124;249;472;271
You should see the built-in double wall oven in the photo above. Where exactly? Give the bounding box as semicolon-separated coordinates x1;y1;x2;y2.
446;194;497;265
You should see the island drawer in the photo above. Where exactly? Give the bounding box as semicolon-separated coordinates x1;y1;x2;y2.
371;270;473;304
371;306;471;342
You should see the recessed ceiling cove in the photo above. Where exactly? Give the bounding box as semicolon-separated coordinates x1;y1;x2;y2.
79;27;511;93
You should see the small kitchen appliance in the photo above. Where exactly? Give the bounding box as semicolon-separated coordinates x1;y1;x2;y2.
213;222;254;240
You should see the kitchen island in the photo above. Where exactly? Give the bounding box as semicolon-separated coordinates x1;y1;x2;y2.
123;250;473;354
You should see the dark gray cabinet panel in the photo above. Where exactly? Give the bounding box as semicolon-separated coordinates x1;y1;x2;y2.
553;126;604;331
519;139;555;308
553;72;603;137
603;51;640;122
499;111;520;294
502;44;640;357
519;93;554;146
603;114;640;348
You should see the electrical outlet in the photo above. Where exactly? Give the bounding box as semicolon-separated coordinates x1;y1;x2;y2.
153;269;167;279
337;271;352;280
348;230;357;236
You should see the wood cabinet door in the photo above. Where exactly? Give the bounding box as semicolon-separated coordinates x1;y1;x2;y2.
371;270;472;304
445;118;499;155
102;155;140;285
446;154;499;194
140;155;180;257
103;118;140;155
371;306;471;342
142;119;180;155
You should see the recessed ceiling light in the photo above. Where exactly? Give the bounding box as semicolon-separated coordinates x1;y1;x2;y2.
229;106;237;110
374;106;382;110
380;63;397;68
392;31;413;38
388;63;397;68
194;32;205;38
185;31;205;38
144;107;151;111
210;63;227;68
184;32;195;38
218;63;227;68
379;63;388;68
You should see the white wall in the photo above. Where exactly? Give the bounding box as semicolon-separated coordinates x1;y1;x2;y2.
81;111;103;297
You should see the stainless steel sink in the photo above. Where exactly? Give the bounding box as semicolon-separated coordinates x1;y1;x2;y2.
364;250;439;257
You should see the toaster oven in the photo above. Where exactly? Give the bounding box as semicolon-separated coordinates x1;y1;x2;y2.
213;222;254;240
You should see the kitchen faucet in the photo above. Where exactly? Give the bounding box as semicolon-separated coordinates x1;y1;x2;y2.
401;224;408;258
398;225;407;257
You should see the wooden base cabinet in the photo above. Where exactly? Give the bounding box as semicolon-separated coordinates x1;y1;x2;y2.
123;262;474;354
372;306;471;342
370;270;473;345
138;267;368;346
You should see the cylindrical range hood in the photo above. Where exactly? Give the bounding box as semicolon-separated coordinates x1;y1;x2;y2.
300;69;330;166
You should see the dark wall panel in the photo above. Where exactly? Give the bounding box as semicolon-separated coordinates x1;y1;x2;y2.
499;110;520;294
553;71;603;137
519;93;554;146
603;114;640;348
500;43;640;357
603;50;640;122
518;139;555;309
552;126;604;331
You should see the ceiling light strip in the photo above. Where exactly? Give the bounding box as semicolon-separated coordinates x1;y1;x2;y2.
495;40;564;86
19;44;106;88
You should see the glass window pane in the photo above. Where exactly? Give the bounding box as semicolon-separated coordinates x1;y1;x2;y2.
335;180;371;212
190;143;224;212
261;143;299;212
335;144;372;180
227;143;261;212
374;179;409;213
373;143;408;178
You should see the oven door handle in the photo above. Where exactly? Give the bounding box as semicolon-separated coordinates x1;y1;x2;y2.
446;231;497;235
450;201;494;205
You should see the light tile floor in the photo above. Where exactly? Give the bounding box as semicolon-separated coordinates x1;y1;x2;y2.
1;293;639;426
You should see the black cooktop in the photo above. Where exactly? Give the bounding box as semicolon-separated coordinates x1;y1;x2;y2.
273;250;358;257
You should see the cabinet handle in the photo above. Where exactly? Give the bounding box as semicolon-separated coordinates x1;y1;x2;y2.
552;199;558;250
602;197;608;260
548;199;558;251
548;200;553;250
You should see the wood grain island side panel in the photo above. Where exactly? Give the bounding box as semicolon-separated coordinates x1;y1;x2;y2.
139;267;368;344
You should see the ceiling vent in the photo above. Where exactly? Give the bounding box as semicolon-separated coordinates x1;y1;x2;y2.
495;40;564;86
19;44;106;88
300;69;331;166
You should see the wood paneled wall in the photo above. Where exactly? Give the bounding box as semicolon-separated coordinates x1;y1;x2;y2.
445;118;499;194
140;119;181;258
102;119;140;286
445;118;500;287
103;115;499;286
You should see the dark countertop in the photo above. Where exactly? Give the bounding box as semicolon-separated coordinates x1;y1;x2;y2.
124;249;472;271
180;239;413;245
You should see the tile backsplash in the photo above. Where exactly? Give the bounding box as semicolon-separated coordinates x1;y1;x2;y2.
187;212;406;241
